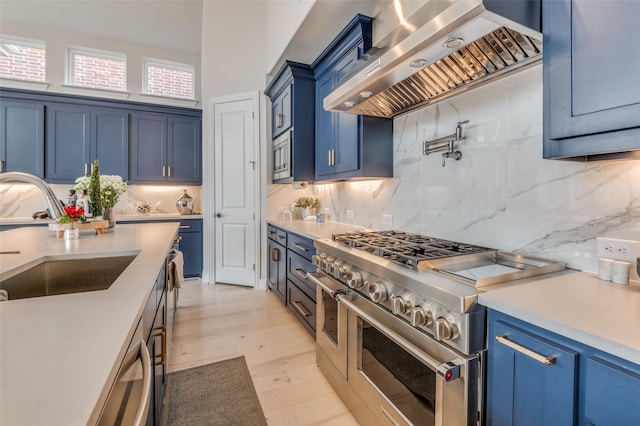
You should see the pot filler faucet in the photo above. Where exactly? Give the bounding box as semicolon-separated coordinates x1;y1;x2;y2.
0;172;65;220
423;120;469;167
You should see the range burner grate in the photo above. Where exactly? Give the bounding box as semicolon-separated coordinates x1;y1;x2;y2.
332;231;493;269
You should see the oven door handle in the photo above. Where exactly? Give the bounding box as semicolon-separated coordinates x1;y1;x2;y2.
338;294;470;379
308;272;348;299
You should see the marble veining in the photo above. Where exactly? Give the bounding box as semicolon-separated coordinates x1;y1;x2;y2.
267;64;640;276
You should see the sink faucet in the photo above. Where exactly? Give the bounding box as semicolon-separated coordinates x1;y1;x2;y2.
0;172;65;219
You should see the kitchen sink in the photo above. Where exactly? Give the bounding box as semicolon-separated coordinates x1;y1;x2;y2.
0;254;137;300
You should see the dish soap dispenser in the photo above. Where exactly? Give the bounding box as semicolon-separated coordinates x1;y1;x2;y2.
176;189;193;215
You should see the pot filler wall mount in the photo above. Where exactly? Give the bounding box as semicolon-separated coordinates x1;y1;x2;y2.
324;0;543;119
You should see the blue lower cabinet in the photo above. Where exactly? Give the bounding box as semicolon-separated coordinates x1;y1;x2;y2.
487;310;640;426
487;312;578;426
119;219;202;278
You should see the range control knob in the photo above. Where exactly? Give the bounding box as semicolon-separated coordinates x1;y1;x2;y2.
392;295;411;315
337;263;351;280
434;317;459;341
332;260;343;278
410;305;433;327
368;282;388;303
325;256;335;274
346;270;363;289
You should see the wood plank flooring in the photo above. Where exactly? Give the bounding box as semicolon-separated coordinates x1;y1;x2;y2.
168;280;359;425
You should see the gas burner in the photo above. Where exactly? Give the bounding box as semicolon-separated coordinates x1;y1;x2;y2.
332;230;493;270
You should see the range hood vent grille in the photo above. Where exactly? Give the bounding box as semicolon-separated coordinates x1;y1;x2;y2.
334;26;541;118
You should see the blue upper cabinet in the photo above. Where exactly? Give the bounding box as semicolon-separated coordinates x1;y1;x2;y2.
265;61;315;183
129;111;201;184
312;15;393;181
46;104;129;183
0;98;45;177
543;0;640;160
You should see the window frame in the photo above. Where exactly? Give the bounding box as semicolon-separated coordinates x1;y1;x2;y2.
0;34;47;83
142;57;195;100
65;45;127;92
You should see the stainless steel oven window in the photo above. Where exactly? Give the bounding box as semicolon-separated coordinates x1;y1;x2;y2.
359;318;437;426
322;291;339;344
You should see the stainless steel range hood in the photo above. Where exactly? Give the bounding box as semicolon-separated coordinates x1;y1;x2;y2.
324;0;542;118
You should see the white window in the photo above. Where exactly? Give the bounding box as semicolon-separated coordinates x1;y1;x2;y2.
67;46;126;92
0;35;46;82
143;58;195;100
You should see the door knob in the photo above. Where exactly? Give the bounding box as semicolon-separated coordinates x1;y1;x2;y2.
216;213;223;218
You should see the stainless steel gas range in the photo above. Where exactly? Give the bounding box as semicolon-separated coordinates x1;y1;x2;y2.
308;230;563;426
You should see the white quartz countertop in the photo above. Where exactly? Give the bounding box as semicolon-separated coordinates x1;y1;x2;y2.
266;218;370;240
0;222;179;425
0;213;202;225
479;271;640;365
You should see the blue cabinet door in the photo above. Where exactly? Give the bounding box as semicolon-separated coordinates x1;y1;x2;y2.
91;107;129;180
487;313;578;426
129;112;167;183
167;115;201;184
543;0;640;159
46;104;91;183
315;71;334;178
178;231;201;278
271;84;292;139
0;99;44;177
333;46;360;175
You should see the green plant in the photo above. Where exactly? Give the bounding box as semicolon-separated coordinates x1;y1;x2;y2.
88;160;102;217
294;196;320;209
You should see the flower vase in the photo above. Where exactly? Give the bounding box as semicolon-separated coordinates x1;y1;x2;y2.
304;207;316;218
103;207;116;231
63;228;79;240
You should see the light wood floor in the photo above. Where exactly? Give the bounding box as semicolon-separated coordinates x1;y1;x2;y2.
168;280;359;426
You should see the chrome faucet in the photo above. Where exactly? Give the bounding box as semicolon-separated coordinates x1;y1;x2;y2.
0;172;65;219
423;120;469;167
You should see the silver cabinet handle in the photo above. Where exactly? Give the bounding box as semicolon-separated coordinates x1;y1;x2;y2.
292;242;309;252
292;300;312;317
168;166;171;177
0;160;4;173
84;163;88;175
179;225;190;229
271;247;280;262
276;234;285;240
495;334;557;366
162;166;166;177
293;268;309;280
276;113;283;128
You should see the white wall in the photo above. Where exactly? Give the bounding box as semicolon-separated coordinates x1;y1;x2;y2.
266;0;316;73
0;21;201;105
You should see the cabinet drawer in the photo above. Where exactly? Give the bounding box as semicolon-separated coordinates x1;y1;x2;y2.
287;250;316;301
267;225;278;241
287;232;315;261
178;219;202;233
287;280;316;336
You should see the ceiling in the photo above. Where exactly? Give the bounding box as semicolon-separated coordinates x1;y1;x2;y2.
0;0;203;55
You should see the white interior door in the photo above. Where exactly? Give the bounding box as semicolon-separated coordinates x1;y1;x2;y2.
212;94;258;286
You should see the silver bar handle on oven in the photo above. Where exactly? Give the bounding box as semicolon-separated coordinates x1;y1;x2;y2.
308;272;345;298
339;294;464;374
495;334;557;366
292;300;312;317
292;242;309;252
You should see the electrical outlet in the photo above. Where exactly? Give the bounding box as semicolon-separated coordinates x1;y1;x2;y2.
596;237;639;263
346;210;354;220
382;214;393;226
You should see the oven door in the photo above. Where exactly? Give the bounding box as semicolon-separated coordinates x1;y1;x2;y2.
313;272;349;379
342;293;479;426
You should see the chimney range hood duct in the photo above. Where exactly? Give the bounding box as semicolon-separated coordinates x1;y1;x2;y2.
324;0;542;118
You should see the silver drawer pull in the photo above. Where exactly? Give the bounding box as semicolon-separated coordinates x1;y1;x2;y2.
292;242;309;252
271;247;280;262
277;235;285;239
293;268;309;280
496;334;557;366
179;225;190;229
291;300;311;317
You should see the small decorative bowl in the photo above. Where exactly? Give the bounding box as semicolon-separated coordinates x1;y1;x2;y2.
130;201;160;215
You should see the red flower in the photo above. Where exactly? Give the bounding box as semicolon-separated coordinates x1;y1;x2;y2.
63;206;85;222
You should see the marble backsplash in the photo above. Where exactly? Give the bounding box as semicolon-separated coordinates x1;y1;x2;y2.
267;64;640;275
0;184;202;218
